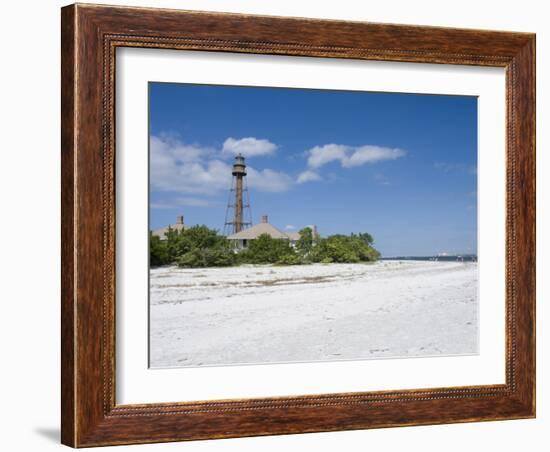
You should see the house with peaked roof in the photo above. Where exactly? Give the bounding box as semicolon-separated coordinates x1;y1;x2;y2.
151;215;186;240
227;215;316;249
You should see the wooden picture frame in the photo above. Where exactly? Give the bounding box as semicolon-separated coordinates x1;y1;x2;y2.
61;3;535;447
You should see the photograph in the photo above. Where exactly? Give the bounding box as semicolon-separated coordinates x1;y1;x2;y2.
148;83;479;368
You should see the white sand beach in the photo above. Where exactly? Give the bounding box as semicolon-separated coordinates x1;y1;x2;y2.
149;260;478;368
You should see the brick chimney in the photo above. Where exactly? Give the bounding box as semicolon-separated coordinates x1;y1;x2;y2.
176;215;184;225
261;214;268;224
312;225;318;237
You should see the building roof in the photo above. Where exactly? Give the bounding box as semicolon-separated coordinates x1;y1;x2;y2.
285;231;301;241
227;222;290;240
151;223;185;239
152;215;186;239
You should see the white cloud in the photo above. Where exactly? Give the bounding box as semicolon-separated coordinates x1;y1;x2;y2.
247;167;293;192
150;140;231;194
151;135;405;196
151;135;214;163
285;225;296;230
150;135;291;195
342;146;405;167
306;143;405;169
222;137;278;157
307;144;348;169
296;170;322;184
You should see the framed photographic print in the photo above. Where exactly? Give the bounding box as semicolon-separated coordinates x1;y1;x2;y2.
61;3;536;447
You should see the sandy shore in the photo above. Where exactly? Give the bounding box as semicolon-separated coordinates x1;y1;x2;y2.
149;260;478;368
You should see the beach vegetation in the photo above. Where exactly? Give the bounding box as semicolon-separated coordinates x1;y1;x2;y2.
150;225;380;268
238;233;294;264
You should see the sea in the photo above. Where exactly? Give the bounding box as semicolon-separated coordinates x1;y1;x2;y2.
381;255;477;262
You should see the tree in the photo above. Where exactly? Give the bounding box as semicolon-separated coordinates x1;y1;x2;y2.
240;234;294;264
352;232;374;246
317;235;360;263
176;225;234;268
176;225;228;255
149;222;381;268
312;233;380;264
177;247;235;268
275;253;303;266
296;227;314;256
163;226;183;263
149;232;169;266
150;225;234;268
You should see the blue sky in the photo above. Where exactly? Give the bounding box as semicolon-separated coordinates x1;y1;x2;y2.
149;82;477;257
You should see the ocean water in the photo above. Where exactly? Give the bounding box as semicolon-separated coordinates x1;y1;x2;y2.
381;255;477;262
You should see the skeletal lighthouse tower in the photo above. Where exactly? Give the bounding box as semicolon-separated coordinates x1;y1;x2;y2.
223;154;252;235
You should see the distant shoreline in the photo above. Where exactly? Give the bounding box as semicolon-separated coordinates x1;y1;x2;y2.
381;255;477;262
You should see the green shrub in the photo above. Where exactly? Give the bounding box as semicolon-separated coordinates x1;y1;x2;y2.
313;234;379;264
296;227;314;256
151;225;233;267
275;253;303;266
243;234;294;264
177;247;235;268
150;221;381;268
150;233;169;267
